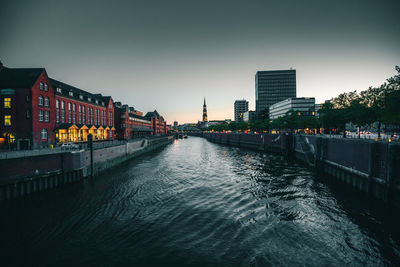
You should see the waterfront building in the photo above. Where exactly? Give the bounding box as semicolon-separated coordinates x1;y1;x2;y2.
255;69;296;117
50;79;115;143
173;121;178;130
0;64;56;149
0;61;169;150
114;104;153;139
269;97;315;119
144;110;167;135
243;111;257;122
234;99;249;122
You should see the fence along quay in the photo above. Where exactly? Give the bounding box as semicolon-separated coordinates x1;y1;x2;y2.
200;132;400;208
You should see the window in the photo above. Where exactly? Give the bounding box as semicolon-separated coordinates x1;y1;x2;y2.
56;99;59;109
44;83;48;91
4;115;11;126
83;107;86;124
95;100;98;104
61;101;65;122
109;112;112;126
38;95;43;106
26;109;31;119
41;128;48;140
73;104;76;123
4;98;11;108
68;103;72;123
79;95;83;100
39;110;44;122
44;97;49;107
45;111;50;122
56;109;60;123
88;97;91;102
57;87;62;93
40;82;44;90
26;95;30;102
69;91;74;96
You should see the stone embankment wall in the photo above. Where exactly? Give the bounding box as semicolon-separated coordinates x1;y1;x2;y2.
203;133;400;208
0;135;174;200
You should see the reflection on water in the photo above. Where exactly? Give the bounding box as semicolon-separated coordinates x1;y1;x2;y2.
1;137;399;266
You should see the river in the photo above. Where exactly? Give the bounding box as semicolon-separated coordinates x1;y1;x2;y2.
1;137;399;266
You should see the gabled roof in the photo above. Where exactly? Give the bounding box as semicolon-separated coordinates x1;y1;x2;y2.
0;67;44;89
129;113;151;121
144;110;160;118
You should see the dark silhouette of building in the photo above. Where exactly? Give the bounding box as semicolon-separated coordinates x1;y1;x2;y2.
234;99;249;122
255;69;296;118
202;97;208;122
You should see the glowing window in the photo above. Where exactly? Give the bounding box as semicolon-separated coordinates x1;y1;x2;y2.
4;98;11;108
4;115;11;126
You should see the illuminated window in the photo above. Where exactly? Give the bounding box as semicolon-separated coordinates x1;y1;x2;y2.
41;128;48;140
312;111;315;115
38;95;43;106
4;98;11;108
4;115;11;126
297;112;301;116
44;97;49;107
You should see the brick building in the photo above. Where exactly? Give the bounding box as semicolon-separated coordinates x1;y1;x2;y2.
50;79;115;143
114;102;153;139
0;62;168;150
145;110;167;135
0;63;56;149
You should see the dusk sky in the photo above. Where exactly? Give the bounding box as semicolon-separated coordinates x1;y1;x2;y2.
1;0;399;124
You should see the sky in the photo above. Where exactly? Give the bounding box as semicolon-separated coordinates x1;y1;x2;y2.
1;0;399;124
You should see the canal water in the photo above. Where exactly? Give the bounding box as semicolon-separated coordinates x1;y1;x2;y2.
1;137;400;266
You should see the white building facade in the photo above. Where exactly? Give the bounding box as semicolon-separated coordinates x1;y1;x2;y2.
269;97;316;119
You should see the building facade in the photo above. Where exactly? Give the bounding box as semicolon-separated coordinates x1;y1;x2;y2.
269;97;315;119
243;111;257;122
234;100;249;122
114;103;153;139
145;110;167;135
50;79;115;143
0;65;57;149
255;69;296;117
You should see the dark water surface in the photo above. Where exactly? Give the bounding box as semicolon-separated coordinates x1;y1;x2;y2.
1;137;400;266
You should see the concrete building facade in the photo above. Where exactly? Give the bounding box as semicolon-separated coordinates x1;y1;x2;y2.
234;99;249;122
269;97;315;119
255;69;296;117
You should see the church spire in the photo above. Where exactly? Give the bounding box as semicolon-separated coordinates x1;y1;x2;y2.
202;97;208;122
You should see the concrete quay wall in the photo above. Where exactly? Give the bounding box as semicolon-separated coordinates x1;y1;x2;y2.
0;135;174;200
203;133;400;208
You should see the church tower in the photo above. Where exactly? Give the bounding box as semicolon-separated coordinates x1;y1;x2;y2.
202;98;208;122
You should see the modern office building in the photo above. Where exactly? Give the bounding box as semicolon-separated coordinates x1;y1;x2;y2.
269;97;315;119
255;69;296;117
234;99;249;122
243;111;257;122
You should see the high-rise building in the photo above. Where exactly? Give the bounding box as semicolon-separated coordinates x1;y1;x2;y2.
202;98;208;122
255;69;296;118
234;99;248;121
